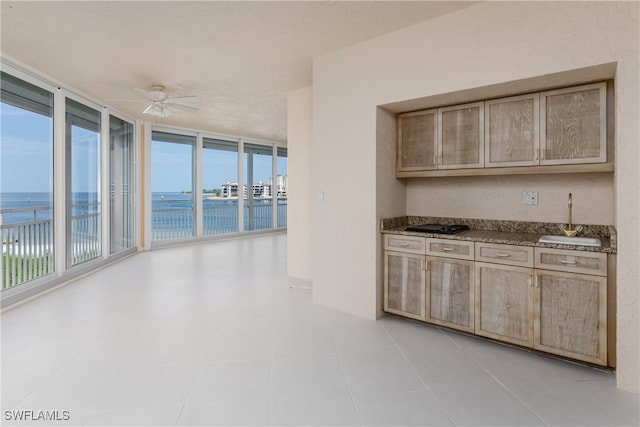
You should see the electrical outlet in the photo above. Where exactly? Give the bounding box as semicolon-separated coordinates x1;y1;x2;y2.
522;191;538;205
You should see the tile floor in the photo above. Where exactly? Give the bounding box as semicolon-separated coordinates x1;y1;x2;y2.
1;234;638;426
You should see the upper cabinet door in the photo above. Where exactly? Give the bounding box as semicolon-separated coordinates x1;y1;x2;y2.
437;102;484;169
485;94;539;167
397;110;437;172
540;82;607;165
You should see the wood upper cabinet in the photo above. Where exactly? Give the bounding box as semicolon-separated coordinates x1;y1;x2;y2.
485;94;539;167
540;82;607;165
395;81;611;177
397;110;437;172
426;256;474;333
438;102;484;169
534;269;607;365
475;262;534;347
384;251;426;321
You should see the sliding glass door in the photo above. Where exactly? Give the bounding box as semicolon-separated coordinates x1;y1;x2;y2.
276;147;287;229
151;131;195;241
65;98;101;267
109;115;135;253
202;138;238;235
0;72;55;288
243;143;273;231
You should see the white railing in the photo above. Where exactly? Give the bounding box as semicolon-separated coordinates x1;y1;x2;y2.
244;202;273;231
277;199;287;228
70;204;101;265
152;199;194;241
203;204;238;235
1;206;54;290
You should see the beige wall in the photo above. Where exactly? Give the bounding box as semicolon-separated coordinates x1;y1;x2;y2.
407;173;614;225
286;87;313;281
310;2;639;391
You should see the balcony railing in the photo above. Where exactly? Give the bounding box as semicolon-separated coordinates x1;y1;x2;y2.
153;198;288;239
152;199;194;241
2;198;287;288
1;206;54;290
70;203;101;265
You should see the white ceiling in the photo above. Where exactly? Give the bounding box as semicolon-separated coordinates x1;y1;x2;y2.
1;1;477;143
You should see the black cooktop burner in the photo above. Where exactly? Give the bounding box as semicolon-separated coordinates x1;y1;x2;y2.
405;224;470;234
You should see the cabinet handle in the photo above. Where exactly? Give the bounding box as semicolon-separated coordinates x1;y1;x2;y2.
442;247;455;252
396;243;410;247
495;253;510;258
421;259;425;270
529;275;533;287
560;259;577;265
535;275;539;288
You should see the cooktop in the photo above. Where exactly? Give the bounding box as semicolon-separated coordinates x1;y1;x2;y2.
405;224;470;234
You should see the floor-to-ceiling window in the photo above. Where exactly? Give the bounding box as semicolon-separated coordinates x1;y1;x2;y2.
276;147;287;229
202;137;238;235
65;98;101;267
109;115;135;253
243;142;273;231
0;72;55;288
151;131;195;241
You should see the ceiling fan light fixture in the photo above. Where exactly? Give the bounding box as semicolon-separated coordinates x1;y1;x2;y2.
143;103;171;118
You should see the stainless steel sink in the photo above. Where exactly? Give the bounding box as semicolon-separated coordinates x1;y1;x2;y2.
538;235;602;247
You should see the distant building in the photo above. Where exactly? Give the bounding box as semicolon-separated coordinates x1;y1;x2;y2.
221;182;239;198
269;174;288;197
220;181;276;199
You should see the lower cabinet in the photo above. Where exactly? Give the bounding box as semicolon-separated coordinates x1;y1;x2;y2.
384;250;426;321
426;257;474;333
475;262;534;347
383;234;610;366
534;269;607;365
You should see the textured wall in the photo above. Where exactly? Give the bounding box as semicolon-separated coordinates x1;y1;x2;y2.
407;173;614;225
311;1;638;391
286;87;313;281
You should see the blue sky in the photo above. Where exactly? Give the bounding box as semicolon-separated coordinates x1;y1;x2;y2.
152;140;286;193
1;103;54;193
1;102;287;195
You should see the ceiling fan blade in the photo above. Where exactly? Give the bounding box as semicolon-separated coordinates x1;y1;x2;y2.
105;98;148;103
167;103;200;113
166;95;198;103
134;88;157;101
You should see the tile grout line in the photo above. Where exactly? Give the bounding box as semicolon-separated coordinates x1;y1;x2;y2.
440;330;551;427
267;306;277;426
378;321;457;427
327;322;364;427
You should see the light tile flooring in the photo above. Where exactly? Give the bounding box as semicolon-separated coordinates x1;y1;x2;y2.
1;234;638;426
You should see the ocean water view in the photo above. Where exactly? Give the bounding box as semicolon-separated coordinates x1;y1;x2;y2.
1;192;287;229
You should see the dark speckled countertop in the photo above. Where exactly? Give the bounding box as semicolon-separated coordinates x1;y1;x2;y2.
380;216;616;254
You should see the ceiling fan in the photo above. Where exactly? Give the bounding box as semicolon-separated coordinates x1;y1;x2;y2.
111;85;200;118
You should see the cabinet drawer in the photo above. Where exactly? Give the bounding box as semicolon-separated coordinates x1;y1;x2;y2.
475;243;533;267
426;238;474;260
534;247;607;276
384;235;425;254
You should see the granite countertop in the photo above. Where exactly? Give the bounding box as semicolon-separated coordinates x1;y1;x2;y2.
380;216;616;254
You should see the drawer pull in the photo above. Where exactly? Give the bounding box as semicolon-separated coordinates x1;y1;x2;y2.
442;247;455;251
560;259;577;265
495;253;510;257
396;243;410;247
